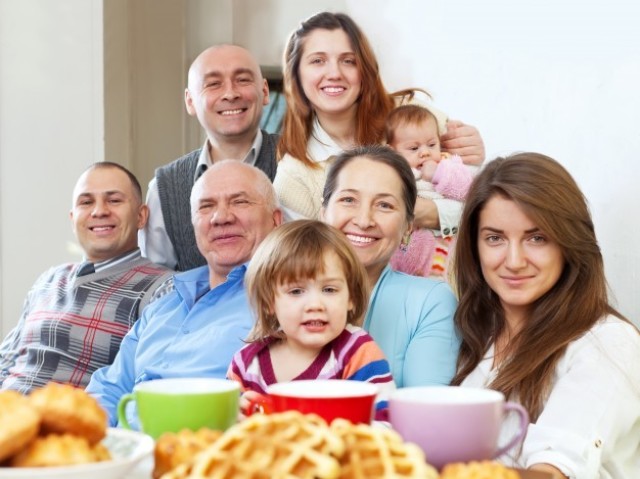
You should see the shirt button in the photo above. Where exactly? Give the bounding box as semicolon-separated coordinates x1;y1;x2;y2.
443;228;451;235
594;439;602;448
452;226;458;234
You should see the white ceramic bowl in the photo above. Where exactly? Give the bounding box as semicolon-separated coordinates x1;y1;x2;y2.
0;428;153;479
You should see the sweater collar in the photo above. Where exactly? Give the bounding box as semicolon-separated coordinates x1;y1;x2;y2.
81;248;141;275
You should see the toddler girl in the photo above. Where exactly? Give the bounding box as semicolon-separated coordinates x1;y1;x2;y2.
227;220;394;421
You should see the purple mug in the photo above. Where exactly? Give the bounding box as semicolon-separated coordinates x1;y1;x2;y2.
389;386;529;470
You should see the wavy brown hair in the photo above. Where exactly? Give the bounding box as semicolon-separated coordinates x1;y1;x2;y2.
451;152;628;421
245;219;369;341
278;12;401;168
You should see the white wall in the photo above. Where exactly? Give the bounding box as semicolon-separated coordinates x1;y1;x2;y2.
348;0;640;323
0;0;104;336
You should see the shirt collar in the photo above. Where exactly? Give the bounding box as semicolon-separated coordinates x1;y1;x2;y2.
194;131;264;182
307;116;344;164
83;248;141;274
173;263;248;309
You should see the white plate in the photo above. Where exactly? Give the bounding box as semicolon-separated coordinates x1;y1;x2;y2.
0;428;153;479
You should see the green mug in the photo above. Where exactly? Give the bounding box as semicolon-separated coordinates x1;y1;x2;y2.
117;378;240;439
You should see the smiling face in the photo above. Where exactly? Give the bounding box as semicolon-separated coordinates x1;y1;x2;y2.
191;162;282;284
477;195;565;325
389;116;442;170
185;45;269;143
70;166;147;263
298;28;362;122
322;157;411;284
273;251;353;356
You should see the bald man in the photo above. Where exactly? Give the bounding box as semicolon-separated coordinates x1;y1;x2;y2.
140;44;278;271
88;161;283;426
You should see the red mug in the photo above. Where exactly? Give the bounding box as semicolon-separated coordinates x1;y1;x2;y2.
247;379;378;424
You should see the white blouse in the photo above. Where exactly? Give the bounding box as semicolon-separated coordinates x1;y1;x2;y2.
462;316;640;479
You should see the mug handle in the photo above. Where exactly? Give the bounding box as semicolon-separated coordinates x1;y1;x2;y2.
117;392;136;430
494;401;529;458
244;393;273;416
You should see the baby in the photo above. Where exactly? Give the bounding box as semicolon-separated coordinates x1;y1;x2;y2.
385;104;474;278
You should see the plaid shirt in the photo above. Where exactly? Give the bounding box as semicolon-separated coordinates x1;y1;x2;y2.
0;250;172;393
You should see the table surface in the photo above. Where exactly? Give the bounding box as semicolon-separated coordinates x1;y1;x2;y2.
124;458;554;479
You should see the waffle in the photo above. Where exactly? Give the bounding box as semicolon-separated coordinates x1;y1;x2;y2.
161;411;344;479
154;428;224;479
331;419;438;479
440;461;521;479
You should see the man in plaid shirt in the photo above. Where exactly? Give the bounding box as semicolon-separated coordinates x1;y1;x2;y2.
0;162;172;393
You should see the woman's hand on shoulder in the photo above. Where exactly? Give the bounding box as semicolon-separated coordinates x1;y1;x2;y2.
413;197;440;230
441;120;485;166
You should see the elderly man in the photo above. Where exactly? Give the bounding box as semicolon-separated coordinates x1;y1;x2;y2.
0;162;172;393
140;44;277;272
87;161;283;425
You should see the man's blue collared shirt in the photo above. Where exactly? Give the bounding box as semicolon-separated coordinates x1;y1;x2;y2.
86;264;252;426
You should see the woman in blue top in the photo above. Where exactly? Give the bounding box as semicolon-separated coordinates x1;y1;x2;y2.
321;144;459;387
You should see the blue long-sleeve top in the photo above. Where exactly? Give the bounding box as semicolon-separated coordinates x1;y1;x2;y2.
364;265;460;388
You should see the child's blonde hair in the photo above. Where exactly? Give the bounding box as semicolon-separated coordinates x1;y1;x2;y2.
384;104;440;145
245;220;369;341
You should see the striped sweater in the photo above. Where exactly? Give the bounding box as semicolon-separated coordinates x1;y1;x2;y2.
227;324;395;420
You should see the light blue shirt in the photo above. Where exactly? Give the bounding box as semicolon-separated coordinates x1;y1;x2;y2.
364;266;459;388
86;264;252;426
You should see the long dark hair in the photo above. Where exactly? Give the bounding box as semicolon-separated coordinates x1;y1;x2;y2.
451;152;629;421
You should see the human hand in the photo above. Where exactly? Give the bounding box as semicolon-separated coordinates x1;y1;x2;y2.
441;119;485;165
420;160;439;182
238;390;265;421
413;197;439;230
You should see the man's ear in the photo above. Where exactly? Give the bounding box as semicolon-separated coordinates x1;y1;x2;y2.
262;79;270;106
273;208;284;227
137;204;150;229
185;88;196;116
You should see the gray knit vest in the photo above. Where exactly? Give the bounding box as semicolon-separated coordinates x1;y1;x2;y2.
156;131;279;272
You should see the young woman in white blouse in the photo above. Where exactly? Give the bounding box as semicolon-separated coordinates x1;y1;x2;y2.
451;152;640;479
